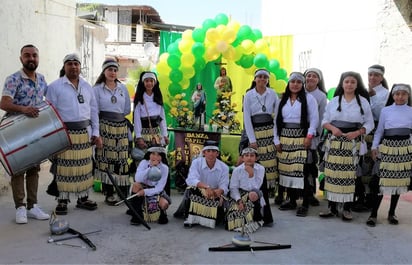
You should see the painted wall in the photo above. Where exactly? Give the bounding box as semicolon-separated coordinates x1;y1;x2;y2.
261;0;412;89
0;0;77;85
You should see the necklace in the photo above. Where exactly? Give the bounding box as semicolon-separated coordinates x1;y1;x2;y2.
256;95;267;112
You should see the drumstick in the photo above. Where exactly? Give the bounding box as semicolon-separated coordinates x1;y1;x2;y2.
114;193;139;206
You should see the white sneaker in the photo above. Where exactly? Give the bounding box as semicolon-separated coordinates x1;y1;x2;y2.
16;206;27;224
27;204;50;220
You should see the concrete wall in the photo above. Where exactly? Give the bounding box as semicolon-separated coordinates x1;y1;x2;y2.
261;0;412;89
0;0;77;85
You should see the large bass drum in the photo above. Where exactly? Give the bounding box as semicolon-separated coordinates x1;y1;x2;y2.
0;101;71;176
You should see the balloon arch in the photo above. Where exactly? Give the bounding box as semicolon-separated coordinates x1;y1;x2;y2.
155;13;289;129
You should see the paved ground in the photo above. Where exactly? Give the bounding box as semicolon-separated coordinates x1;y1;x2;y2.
1;161;412;264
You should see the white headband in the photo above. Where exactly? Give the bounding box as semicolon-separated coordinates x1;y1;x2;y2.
254;69;270;78
368;67;384;75
102;60;119;71
202;145;219;152
147;146;166;154
392;84;411;95
142;72;157;82
289;72;305;83
241;147;258;155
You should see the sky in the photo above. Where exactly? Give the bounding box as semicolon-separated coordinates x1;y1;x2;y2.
76;0;261;29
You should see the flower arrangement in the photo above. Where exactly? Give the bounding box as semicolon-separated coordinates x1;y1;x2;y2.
210;91;241;132
170;93;195;128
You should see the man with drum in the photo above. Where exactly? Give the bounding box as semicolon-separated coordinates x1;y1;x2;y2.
0;44;50;224
46;53;102;215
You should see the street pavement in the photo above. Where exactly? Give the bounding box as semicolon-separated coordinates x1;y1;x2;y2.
1;161;412;264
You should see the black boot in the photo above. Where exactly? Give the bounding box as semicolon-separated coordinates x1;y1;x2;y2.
130;195;144;225
158;210;168;224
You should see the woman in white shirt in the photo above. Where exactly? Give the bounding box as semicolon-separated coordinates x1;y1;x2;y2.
133;71;169;149
319;71;374;221
274;72;319;217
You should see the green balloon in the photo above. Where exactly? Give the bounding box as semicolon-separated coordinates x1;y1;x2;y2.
236;25;253;42
194;57;206;73
167;54;181;69
253;53;268;69
275;68;287;80
202;19;217;31
192;28;206;42
192;42;205;60
169;69;183;83
253;29;263;40
327;87;336;100
167;42;181;56
168;82;181;96
268;59;280;73
214;13;229;25
239;54;254;68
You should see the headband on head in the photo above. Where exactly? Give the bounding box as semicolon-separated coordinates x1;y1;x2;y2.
102;59;119;71
142;72;157;83
254;69;270;78
368;65;385;75
202;140;219;152
241;147;258;156
147;146;166;154
304;68;323;81
63;53;81;64
391;84;411;95
289;72;305;83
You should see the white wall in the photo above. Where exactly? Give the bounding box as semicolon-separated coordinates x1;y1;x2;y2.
261;0;411;89
0;0;77;84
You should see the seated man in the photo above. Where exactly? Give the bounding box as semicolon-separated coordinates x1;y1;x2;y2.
226;147;271;233
174;140;229;228
129;146;171;225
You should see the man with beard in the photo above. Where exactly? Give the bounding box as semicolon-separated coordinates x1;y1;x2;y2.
46;53;102;215
0;44;50;224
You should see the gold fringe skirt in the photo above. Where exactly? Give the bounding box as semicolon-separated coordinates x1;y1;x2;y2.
277;127;306;189
95;119;130;186
55;128;93;198
186;187;220;229
324;136;359;202
254;123;278;188
226;191;259;233
378;138;412;195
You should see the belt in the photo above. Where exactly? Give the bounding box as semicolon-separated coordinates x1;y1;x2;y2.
99;111;125;122
64;120;90;130
283;123;301;129
384;128;411;136
251;113;273;125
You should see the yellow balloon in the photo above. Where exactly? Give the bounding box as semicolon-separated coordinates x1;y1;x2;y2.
203;45;219;62
206;28;220;43
222;46;235;60
269;73;277;85
156;61;171;75
180;66;195;79
234;45;244;61
157;73;170;87
241;40;255;55
222;28;236;44
159;53;169;64
215;40;228;53
273;80;287;94
181;53;195;67
182;29;193;41
216;25;226;37
179;78;190;90
227;20;241;33
255;39;269;55
178;39;193;54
